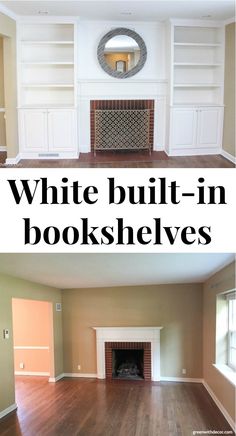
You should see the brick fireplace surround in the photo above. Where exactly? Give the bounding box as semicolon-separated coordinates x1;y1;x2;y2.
105;341;151;381
90;100;155;153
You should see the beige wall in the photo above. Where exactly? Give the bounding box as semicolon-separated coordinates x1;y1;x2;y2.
0;36;6;148
0;274;63;413
0;12;18;158
203;261;235;423
0;36;4;106
223;22;235;157
62;283;203;378
0;112;6;147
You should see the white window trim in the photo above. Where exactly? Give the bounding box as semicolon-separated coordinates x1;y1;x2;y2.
213;363;236;387
226;291;236;371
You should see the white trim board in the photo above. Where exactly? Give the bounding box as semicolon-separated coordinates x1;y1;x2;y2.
221;150;236;164
0;403;17;420
5;154;21;165
14;346;49;350
64;373;97;378
170;18;223;27
18;17;78;24
15;371;50;376
203;381;235;432
224;17;235;25
53;374;203;383
0;146;6;152
48;372;97;381
78;79;167;84
79;94;166;100
0;4;17;21
49;373;64;383
167;148;222;157
160;377;203;383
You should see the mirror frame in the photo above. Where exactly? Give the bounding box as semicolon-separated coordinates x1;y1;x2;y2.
97;28;147;79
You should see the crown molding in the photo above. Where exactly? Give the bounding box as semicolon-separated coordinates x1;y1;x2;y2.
0;3;17;21
224;17;235;25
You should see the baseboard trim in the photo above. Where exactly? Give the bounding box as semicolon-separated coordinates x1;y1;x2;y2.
0;403;17;420
154;145;165;152
63;374;203;383
167;148;221;157
5;154;21;165
221;150;236;164
15;371;50;376
160;377;203;383
64;373;97;378
0;146;6;152
14;346;49;350
48;373;65;383
203;381;235;432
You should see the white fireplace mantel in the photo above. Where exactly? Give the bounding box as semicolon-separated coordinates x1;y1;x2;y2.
93;326;163;381
77;79;167;153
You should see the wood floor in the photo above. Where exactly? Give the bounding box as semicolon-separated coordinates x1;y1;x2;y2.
0;377;234;436
0;151;234;168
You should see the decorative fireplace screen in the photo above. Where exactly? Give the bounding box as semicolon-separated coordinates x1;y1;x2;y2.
94;109;151;155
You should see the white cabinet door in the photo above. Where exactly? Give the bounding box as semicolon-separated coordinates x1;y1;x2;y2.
171;109;197;149
20;110;48;152
197;108;223;148
48;109;77;152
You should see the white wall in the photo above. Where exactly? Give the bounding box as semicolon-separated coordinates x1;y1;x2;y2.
77;21;167;80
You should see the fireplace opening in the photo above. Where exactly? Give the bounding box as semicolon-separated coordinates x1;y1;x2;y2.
105;341;151;381
112;349;144;380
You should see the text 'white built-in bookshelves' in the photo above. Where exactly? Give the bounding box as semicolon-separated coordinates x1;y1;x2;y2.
18;23;76;108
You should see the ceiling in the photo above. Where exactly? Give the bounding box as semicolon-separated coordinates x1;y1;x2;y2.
0;253;234;289
0;1;235;21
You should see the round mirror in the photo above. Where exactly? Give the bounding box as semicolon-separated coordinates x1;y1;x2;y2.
97;28;147;79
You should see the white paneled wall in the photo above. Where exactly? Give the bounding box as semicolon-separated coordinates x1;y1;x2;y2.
77;21;167;80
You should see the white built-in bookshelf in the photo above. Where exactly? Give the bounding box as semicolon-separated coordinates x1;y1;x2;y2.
171;24;224;106
18;23;76;108
167;21;225;155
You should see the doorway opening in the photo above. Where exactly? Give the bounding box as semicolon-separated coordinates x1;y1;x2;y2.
12;299;54;380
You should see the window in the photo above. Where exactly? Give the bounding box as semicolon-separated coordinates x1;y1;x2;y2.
227;291;236;371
